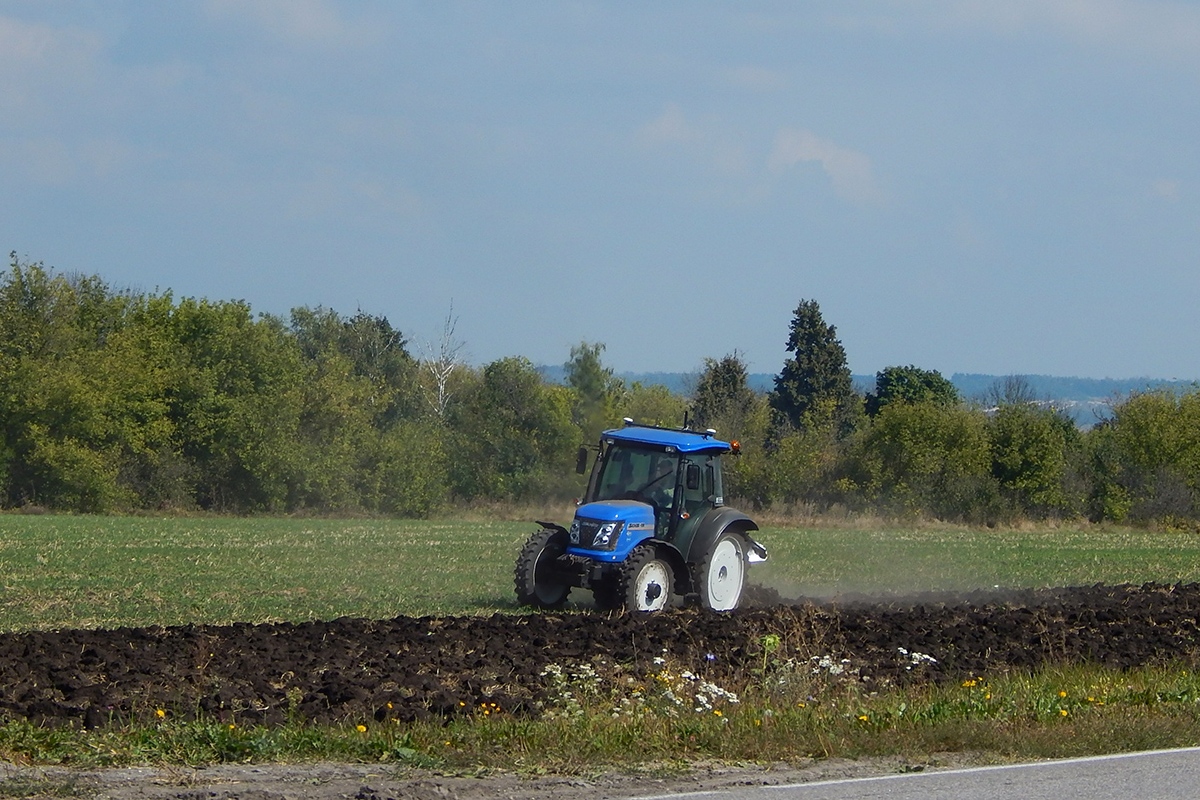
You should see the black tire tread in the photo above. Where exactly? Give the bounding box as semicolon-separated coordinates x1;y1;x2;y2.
514;528;570;609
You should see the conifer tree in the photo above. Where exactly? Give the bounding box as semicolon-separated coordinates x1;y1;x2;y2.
769;299;858;434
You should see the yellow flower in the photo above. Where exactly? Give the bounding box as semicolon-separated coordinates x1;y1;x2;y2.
228;724;236;730
858;715;869;722
1058;691;1067;698
1060;709;1069;716
713;710;722;717
155;709;166;718
387;702;393;709
356;724;367;732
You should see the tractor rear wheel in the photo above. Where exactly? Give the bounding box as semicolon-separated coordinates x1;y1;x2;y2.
696;531;746;611
621;544;674;612
514;528;570;609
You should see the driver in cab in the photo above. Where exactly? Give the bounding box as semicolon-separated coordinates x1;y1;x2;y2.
647;455;677;512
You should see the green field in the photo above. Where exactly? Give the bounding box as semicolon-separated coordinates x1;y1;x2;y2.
5;514;1200;771
4;515;1200;631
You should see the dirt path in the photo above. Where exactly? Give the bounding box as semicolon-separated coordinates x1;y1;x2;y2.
2;754;993;799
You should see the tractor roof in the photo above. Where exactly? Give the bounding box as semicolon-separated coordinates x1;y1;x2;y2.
602;423;732;454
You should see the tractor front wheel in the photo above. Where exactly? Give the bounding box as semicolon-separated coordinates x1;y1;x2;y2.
591;577;624;611
621;544;674;612
696;531;746;611
514;528;571;609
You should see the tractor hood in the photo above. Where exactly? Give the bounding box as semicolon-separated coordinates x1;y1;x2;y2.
567;500;656;560
575;499;655;526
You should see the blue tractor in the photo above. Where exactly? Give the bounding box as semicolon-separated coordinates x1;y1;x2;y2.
514;420;768;612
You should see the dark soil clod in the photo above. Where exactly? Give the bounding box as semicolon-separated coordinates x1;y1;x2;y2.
2;583;1198;728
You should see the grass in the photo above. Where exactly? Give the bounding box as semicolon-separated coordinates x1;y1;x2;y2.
0;515;534;631
3;513;1200;772
2;658;1199;772
751;522;1200;599
4;514;1200;631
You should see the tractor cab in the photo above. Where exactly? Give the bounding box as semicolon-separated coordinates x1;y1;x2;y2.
573;422;734;558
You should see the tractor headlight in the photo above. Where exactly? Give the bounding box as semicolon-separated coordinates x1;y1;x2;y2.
594;522;619;549
568;519;581;544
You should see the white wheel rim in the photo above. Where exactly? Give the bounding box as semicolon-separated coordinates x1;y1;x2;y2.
635;561;671;611
706;537;745;611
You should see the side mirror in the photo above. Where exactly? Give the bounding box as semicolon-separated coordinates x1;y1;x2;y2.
685;463;701;491
575;446;589;475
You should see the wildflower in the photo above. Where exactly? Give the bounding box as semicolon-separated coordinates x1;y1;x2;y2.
357;724;367;732
705;653;717;662
858;715;869;722
1059;691;1067;698
155;709;166;718
962;679;977;688
1060;709;1069;717
387;702;393;709
228;724;236;730
714;710;723;717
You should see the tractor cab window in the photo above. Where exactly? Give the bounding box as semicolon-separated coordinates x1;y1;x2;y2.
677;456;713;522
593;446;679;509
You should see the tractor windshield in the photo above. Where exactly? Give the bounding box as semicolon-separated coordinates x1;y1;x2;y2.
591;446;679;508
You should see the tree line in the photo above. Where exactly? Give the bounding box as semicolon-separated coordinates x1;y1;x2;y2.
2;255;1197;525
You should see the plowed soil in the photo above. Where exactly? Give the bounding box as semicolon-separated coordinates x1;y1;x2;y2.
3;583;1200;729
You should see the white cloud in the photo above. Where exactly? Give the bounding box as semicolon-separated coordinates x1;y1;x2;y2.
722;65;788;92
1153;178;1181;200
925;0;1200;67
638;103;749;176
639;107;885;206
639;103;693;147
0;15;103;115
286;166;423;222
0;136;138;187
769;128;884;205
204;0;379;48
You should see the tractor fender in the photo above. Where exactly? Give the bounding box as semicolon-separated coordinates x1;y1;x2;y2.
684;507;764;565
642;539;691;597
536;520;569;537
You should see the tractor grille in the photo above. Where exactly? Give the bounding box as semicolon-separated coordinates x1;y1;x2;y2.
570;518;623;551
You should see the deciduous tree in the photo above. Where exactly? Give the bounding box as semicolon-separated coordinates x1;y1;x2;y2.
865;365;959;417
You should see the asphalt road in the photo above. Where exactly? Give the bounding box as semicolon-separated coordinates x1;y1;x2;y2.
633;747;1200;800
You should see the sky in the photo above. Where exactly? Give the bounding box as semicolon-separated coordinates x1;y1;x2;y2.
1;1;1198;380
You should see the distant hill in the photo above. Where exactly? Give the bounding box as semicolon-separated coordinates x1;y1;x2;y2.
536;366;1196;426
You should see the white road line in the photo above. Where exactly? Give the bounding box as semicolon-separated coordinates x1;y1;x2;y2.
631;746;1200;800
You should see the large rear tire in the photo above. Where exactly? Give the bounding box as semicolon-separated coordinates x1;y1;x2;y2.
621;544;674;612
696;531;746;611
514;528;570;609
